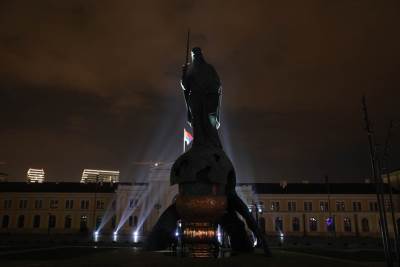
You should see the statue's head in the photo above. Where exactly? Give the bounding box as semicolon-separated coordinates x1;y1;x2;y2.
191;47;205;63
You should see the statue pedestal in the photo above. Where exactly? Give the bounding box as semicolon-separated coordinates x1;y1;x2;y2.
175;195;226;257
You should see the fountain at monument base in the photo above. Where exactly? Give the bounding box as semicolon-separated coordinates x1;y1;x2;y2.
179;222;219;257
175;194;226;257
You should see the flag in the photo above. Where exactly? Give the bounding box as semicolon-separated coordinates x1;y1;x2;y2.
184;128;193;146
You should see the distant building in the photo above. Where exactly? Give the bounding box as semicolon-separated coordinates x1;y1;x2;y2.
383;169;400;189
27;168;45;183
80;169;119;184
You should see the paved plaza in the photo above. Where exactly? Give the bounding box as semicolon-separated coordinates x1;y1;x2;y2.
0;246;386;267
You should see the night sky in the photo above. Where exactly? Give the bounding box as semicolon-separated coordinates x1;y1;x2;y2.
1;1;400;183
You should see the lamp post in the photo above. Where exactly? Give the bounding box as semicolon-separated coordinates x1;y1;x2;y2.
362;96;393;266
383;120;400;266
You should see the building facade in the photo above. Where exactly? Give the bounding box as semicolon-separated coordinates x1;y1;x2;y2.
27;168;45;183
0;181;399;238
80;169;120;184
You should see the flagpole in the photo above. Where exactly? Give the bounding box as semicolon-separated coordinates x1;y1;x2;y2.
183;129;185;153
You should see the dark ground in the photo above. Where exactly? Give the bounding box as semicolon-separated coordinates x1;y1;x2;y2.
0;246;386;267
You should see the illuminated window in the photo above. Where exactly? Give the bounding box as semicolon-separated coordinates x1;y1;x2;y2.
271;201;280;211
344;217;352;232
48;215;56;228
80;215;88;231
326;217;335;232
65;200;74;209
352;202;361;211
292;217;300;231
385;199;392;211
96;216;102;229
247;205;253;212
304;201;312;211
2;215;9;228
33;215;40;228
50;200;58;209
19;199;28;209
275;217;283;232
17;215;25;228
96;200;104;209
3;200;12;209
369;201;378;212
309;217;317;231
257;201;264;213
320;201;329;212
361;218;369;232
34;200;42;209
64;215;72;229
288;201;296;212
336;201;345;211
80;200;89;209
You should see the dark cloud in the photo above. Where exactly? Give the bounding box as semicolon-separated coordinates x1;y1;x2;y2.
1;0;400;182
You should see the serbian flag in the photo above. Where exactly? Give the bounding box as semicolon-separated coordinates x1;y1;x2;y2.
183;128;193;147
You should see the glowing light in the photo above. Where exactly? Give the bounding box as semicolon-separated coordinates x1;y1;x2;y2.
113;232;118;242
93;231;99;242
217;225;222;245
154;162;159;167
258;208;262;213
133;230;139;243
175;229;179;237
253;238;258;247
326;217;334;226
279;232;284;243
113;231;118;235
248;208;252;212
183;228;215;239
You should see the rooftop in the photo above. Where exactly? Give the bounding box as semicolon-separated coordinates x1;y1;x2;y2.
0;182;396;195
249;182;398;194
0;182;118;193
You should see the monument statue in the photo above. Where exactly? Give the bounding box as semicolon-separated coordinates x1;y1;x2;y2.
145;42;270;256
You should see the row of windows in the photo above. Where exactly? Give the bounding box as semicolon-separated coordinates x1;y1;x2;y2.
270;216;370;233
2;199;106;210
259;200;390;212
2;199;143;211
1;214;139;229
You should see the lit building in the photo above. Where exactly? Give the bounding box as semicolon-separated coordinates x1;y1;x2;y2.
0;179;399;238
27;169;45;183
252;182;399;237
383;169;400;189
80;169;119;184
